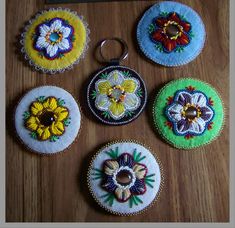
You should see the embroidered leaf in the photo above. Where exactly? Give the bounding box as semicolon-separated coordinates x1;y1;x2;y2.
144;173;155;188
102;111;111;119
136;88;143;98
134;195;143;204
105;147;119;159
124;110;134;118
37;96;46;103
72;35;76;42
145;174;156;179
44;18;51;24
38;52;44;58
32;33;37;41
91;167;104;180
145;181;154;188
122;71;131;77
129;196;134;208
58;53;65;58
100;73;109;79
155;43;164;52
179;14;187;21
91;90;98;99
63;117;71;127
23;111;30;120
63;19;70;25
57;98;65;106
129;195;143;208
133;149;146;162
175;46;184;53
148;23;155;34
50;135;59;142
188;30;195;38
159;11;169;17
103;193;115;207
29;131;37;140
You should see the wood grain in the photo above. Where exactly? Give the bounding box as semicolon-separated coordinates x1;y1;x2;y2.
6;0;229;222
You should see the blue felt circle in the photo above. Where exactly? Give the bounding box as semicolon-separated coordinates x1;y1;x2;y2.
137;1;206;67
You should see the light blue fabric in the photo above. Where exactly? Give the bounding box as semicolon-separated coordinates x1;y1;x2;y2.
137;1;206;67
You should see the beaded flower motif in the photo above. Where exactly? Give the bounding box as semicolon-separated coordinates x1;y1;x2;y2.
149;12;193;53
165;87;215;138
23;96;71;142
33;18;74;59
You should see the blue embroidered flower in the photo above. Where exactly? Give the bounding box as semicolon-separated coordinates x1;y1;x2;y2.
34;18;74;59
166;89;215;136
102;153;147;202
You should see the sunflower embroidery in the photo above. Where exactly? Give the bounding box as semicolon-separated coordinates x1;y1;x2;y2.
150;12;192;53
23;96;70;141
94;70;141;120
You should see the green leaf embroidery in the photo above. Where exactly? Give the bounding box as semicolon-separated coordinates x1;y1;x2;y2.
144;173;156;188
32;33;37;41
188;30;195;38
101;111;111;119
179;14;187;21
105;147;119;159
58;53;65;58
129;195;143;208
72;35;76;42
122;71;131;77
124;110;134;118
63;19;70;25
136;88;143;98
63;117;71;127
148;23;155;34
23;111;30;120
38;52;44;58
50;135;59;142
91;90;98;99
155;43;164;52
91;168;104;180
133;149;146;163
175;46;184;53
102;193;115;207
37;96;46;103
159;11;169;17
57;98;65;106
30;132;37;139
100;73;108;79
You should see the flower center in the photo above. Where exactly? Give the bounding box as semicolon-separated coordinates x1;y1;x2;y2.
182;105;201;121
116;170;133;186
49;32;60;42
165;24;180;37
39;111;55;126
107;85;126;103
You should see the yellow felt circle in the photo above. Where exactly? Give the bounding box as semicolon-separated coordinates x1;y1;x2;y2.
23;9;88;71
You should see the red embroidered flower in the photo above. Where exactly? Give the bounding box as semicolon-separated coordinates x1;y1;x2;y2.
151;12;191;53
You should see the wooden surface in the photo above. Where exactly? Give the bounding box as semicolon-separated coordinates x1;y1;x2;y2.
6;0;229;222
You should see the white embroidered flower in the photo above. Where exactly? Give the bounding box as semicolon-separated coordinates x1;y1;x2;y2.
95;70;141;120
35;18;73;58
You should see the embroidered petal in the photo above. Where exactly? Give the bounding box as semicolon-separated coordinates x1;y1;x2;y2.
191;93;207;107
46;44;59;58
26;116;38;131
130;178;146;195
102;176;116;192
39;24;50;36
167;103;184;122
152;29;165;42
50;19;62;31
95;95;111;111
176;33;190;45
107;70;125;86
123;94;140;111
133;163;147;179
59;26;72;38
121;79;138;93
109;102;125;119
115;187;131;202
31;102;43;116
36;36;49;49
200;106;214;122
50;121;65;136
179;21;191;33
37;127;51;140
117;153;134;168
43;97;58;111
96;80;112;95
168;12;181;23
58;38;70;51
176;91;192;106
103;160;119;175
163;39;177;52
176;119;190;134
155;18;168;27
54;107;69;121
189;117;206;134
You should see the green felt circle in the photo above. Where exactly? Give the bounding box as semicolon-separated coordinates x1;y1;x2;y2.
153;78;224;149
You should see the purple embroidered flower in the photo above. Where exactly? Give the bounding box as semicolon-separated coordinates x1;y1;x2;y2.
102;153;147;202
34;18;74;59
166;90;214;136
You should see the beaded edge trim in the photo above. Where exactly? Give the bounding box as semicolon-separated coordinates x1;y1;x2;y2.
87;65;148;126
136;1;206;67
87;139;165;216
13;85;83;156
152;78;226;149
20;7;90;74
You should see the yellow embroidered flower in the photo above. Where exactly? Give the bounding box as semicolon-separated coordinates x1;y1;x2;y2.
95;70;141;120
25;97;69;141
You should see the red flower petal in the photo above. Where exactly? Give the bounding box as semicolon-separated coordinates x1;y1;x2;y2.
163;39;177;52
152;29;165;42
179;21;191;32
155;18;168;27
168;12;181;23
176;33;190;45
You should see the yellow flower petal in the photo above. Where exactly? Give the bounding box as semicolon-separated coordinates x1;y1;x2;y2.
109;102;125;117
115;188;131;202
97;81;112;94
42;97;57;111
54;107;69;121
133;164;147;179
103;160;119;175
121;79;137;93
31;102;43;116
50;121;65;136
37;127;51;140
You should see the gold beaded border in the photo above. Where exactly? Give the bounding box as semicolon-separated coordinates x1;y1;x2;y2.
152;77;226;150
87;139;165;216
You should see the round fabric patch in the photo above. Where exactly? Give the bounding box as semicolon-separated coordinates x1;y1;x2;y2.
137;1;206;66
153;78;224;149
15;86;81;154
87;66;147;125
87;140;163;216
20;8;90;74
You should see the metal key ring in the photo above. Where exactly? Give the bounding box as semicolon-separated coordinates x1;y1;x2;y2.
99;37;128;64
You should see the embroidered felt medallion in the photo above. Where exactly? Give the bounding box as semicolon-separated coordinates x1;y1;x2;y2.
15;86;81;154
87;38;147;125
137;1;206;66
87;140;163;215
20;8;89;74
153;78;224;149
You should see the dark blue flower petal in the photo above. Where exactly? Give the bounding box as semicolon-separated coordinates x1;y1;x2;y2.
117;153;134;168
130;178;146;195
101;175;116;193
